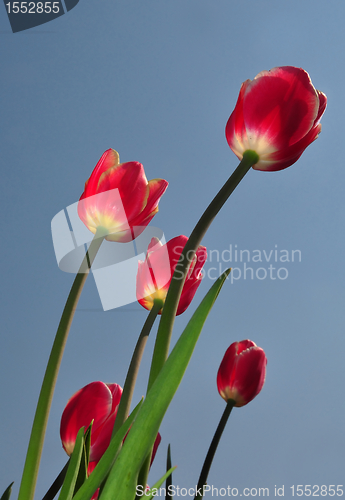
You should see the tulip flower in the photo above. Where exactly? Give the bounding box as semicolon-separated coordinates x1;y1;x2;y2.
225;66;327;171
78;149;168;242
217;340;267;407
195;341;267;498
136;235;207;315
60;381;161;475
60;381;123;465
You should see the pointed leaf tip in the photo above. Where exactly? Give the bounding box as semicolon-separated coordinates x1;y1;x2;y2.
0;482;14;500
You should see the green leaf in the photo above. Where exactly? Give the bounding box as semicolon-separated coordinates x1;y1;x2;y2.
142;467;177;500
73;399;143;500
0;482;14;500
73;422;93;495
84;422;93;465
101;269;231;500
18;227;107;500
58;427;85;500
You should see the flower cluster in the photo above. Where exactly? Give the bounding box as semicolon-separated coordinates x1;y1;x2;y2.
13;65;327;500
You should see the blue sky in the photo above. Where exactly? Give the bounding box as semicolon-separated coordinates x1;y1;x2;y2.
1;1;344;498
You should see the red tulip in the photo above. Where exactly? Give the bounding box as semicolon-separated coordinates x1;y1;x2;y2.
136;235;207;315
217;340;267;407
225;66;327;171
60;381;161;480
60;381;123;464
78;149;168;242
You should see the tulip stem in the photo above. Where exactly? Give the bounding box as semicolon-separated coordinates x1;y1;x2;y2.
18;226;108;500
112;298;163;439
147;150;259;391
99;299;163;498
194;400;235;500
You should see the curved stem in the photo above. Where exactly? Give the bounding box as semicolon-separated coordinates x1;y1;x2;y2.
18;226;107;500
98;300;163;499
147;151;258;391
136;451;151;499
112;298;163;438
194;400;235;500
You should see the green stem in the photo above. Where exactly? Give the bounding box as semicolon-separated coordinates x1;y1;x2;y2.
97;300;163;498
194;400;235;500
147;150;258;391
136;452;151;499
18;226;107;500
112;298;163;438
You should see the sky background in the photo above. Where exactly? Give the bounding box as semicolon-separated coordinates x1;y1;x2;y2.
1;1;344;498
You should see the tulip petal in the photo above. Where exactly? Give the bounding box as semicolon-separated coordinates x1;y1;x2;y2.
244;67;319;150
233;347;267;407
315;91;327;124
84;149;120;197
89;410;117;462
217;340;267;407
129;179;169;232
176;278;202;315
136;235;207;315
78;150;168;241
97;161;148;222
225;80;250;159
225;66;326;171
151;433;161;465
106;383;123;413
60;382;113;457
254;123;321;171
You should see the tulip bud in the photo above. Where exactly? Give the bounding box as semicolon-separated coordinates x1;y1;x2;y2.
226;66;327;171
217;340;267;407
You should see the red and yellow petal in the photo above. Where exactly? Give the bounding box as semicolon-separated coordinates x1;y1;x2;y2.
97;161;149;222
315;90;327;124
78;150;168;241
243;67;319;150
129;178;169;228
106;383;123;413
225;80;250;159
253;122;321;171
84;149;120;198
